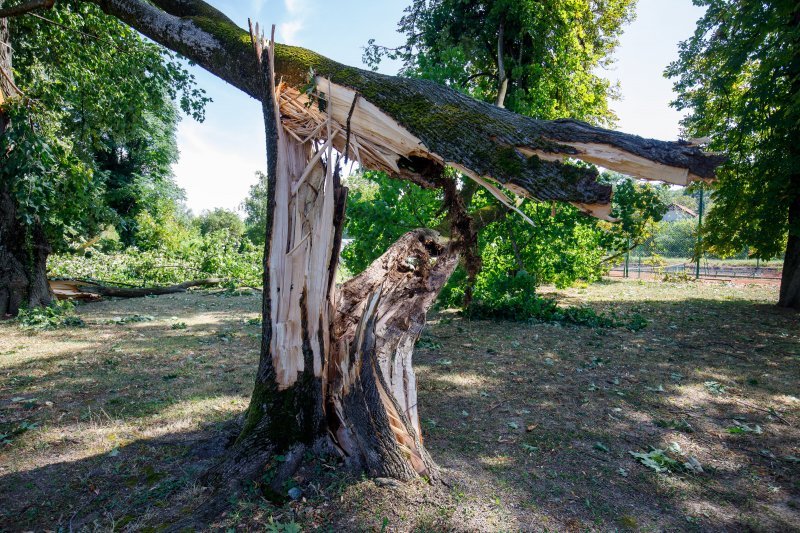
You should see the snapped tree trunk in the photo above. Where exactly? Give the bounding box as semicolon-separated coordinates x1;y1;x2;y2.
76;0;723;492
55;0;722;512
216;33;458;496
0;11;52;316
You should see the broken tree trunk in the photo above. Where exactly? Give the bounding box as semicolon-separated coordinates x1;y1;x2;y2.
225;29;457;491
75;0;725;506
329;229;460;479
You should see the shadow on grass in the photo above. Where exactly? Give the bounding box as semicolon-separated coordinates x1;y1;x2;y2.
1;287;798;530
412;294;799;531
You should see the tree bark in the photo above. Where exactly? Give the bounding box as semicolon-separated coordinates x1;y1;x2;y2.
779;189;800;309
0;188;53;316
329;228;459;479
0;9;52;317
778;7;800;310
48;277;224;300
221;31;459;490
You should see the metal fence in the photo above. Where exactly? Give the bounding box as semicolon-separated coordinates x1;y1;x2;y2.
610;188;782;281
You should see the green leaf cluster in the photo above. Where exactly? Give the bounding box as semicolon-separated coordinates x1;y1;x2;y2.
365;0;635;124
2;0;209;250
666;0;800;260
342;170;662;320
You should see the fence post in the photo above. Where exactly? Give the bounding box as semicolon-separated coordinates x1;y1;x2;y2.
624;238;630;278
695;184;705;279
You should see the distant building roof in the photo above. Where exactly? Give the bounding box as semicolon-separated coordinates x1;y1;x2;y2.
667;203;698;217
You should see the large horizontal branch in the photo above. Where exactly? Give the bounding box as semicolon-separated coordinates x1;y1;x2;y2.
0;0;53;18
89;0;724;214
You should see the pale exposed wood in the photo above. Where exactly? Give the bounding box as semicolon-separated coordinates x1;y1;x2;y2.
268;82;340;389
281;78;687;222
570;202;615;221
518;143;698;186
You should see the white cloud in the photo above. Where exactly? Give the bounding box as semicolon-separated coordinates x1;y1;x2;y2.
279;0;309;45
279;19;304;44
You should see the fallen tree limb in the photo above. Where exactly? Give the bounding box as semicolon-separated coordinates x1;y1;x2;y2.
88;0;724;220
49;278;224;300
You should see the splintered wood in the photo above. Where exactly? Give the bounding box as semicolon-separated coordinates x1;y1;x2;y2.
276;79;429;176
278;79;617;221
251;26;339;390
270;95;338;389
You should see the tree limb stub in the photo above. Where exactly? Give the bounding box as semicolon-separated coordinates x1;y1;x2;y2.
89;0;724;219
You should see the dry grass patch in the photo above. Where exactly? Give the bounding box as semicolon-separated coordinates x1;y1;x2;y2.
0;280;798;531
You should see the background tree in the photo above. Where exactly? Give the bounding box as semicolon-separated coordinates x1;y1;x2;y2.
666;0;800;308
0;0;206;315
241;171;269;245
354;0;665;311
343;170;666;316
97;105;188;248
194;208;245;240
365;0;635;119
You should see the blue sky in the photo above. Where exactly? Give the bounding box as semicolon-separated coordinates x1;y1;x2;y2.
172;0;706;214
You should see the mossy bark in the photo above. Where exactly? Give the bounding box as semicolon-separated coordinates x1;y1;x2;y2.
90;0;723;207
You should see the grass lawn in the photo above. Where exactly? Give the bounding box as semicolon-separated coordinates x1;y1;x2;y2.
1;279;798;531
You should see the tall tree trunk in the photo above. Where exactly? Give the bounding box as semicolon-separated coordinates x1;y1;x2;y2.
0;9;52;316
778;7;800;310
779;178;800;309
0;189;53;316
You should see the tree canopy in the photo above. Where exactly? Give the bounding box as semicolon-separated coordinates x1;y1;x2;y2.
1;0;206;251
667;0;800;307
350;0;665;310
365;0;635;122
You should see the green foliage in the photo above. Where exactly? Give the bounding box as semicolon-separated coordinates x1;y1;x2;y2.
16;300;85;330
133;207;196;252
629;448;682;474
473;192;609;290
49;231;262;289
652;219;698;259
341;171;445;273
452;269;645;329
603;173;668;252
343;170;664;320
194;208;245;240
365;0;635;124
242;171;269;245
352;1;666;318
2;0;207;252
666;0;800;260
